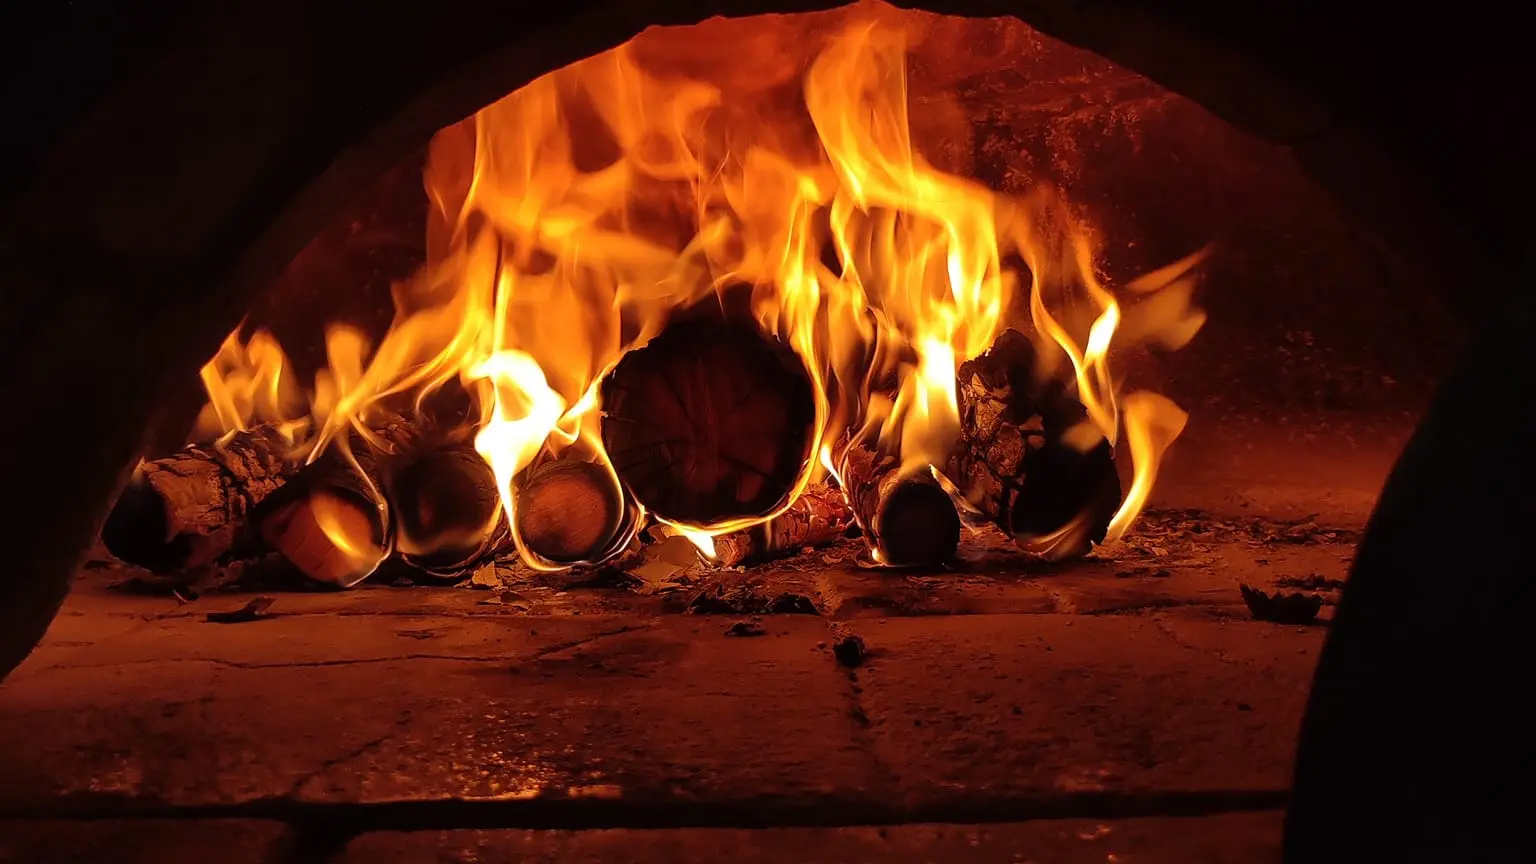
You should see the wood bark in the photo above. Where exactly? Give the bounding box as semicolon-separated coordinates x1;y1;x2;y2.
709;482;855;568
948;328;1123;561
602;316;816;526
99;423;300;574
514;458;627;565
841;440;961;568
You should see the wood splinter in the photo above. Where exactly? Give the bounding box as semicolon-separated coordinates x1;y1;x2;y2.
708;482;855;568
841;441;961;568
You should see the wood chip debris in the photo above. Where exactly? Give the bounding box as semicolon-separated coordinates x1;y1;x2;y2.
1239;583;1322;625
205;596;275;624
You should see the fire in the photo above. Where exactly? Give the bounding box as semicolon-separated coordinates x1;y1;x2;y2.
195;7;1207;568
194;329;309;445
308;490;389;586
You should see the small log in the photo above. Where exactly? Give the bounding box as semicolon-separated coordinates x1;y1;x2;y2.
948;329;1123;561
255;415;417;587
709;482;855;568
391;439;508;579
514;459;627;565
841;441;961;568
100;424;298;573
257;489;389;589
602;316;817;525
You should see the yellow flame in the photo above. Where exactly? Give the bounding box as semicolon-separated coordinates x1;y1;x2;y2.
309;490;387;585
675;526;717;560
191;10;1210;564
1105;392;1189;542
195;328;308;445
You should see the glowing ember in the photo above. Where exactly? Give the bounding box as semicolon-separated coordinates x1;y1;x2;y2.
196;10;1207;568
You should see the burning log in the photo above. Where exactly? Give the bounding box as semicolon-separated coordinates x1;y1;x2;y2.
391;438;508;580
514;458;627;565
841;441;962;568
948;329;1123;561
257;489;388;589
255;416;417;588
100;424;299;574
709;482;856;568
602;317;816;525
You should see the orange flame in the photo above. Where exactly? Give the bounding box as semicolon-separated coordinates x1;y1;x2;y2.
194;328;308;445
194;10;1208;565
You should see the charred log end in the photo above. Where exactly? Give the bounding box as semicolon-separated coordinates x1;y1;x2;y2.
392;444;503;574
516;459;624;564
259;487;388;588
877;476;962;568
601;315;816;525
1010;438;1122;560
99;426;296;574
99;478;184;573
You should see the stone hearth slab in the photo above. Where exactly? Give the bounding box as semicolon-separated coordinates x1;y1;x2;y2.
0;819;291;863
0;577;1321;820
0;609;877;811
0;813;1282;863
846;614;1319;804
338;812;1282;862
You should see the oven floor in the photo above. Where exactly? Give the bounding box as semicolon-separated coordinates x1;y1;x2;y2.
0;510;1352;862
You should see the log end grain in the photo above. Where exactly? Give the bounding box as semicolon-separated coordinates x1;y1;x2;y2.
259;488;388;588
515;459;624;564
601;317;816;525
875;477;962;568
952;327;1126;561
99;477;182;573
391;443;503;572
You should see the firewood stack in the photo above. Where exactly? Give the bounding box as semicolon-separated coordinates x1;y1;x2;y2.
101;411;522;588
98;319;1126;590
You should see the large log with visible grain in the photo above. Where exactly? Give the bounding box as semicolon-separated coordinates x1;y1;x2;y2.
601;317;817;525
100;424;300;574
255;415;417;587
709;482;856;568
947;328;1123;561
391;438;508;580
514;458;627;565
841;440;961;568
